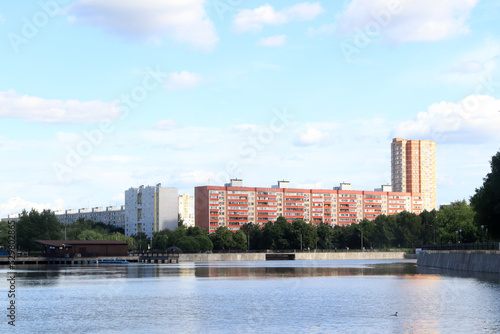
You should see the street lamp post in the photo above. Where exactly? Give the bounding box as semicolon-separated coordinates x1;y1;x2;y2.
358;228;363;251
459;229;462;244
481;225;485;243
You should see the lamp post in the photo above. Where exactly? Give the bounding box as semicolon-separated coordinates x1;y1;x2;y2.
481;225;485;243
459;229;462;244
455;230;459;244
358;228;363;251
430;225;436;245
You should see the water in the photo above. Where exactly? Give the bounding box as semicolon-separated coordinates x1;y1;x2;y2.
2;260;500;333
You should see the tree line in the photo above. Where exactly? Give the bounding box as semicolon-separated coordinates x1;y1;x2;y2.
2;150;499;253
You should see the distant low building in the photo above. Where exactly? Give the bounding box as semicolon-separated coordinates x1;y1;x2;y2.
54;206;125;229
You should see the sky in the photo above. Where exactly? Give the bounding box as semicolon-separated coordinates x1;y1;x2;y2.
1;0;499;217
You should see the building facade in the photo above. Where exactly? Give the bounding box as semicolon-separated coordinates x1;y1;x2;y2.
54;206;125;229
391;138;437;211
195;179;423;233
178;194;194;227
125;184;178;237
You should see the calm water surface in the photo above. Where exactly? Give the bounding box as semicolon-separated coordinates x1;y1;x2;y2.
2;259;500;333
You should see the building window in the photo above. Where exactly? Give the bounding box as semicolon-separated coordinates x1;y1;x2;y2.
137;193;142;205
137;209;142;220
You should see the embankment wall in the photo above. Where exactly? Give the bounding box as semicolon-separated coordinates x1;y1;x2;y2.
417;250;500;273
179;252;407;262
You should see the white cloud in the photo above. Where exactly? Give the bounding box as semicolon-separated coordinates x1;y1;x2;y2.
253;62;283;70
165;71;204;90
393;95;500;143
307;23;336;37
233;2;324;33
0;197;54;217
295;125;331;146
91;155;137;163
257;35;286;47
154;119;179;130
336;0;479;44
0;90;120;123
57;132;84;143
440;38;500;83
67;0;218;51
445;61;485;74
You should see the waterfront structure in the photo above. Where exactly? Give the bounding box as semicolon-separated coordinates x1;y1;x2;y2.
54;206;125;229
391;138;437;211
125;184;178;237
36;240;128;257
195;179;423;233
178;194;194;227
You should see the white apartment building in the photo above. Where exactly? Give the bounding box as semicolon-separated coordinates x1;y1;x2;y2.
125;184;178;237
178;194;194;227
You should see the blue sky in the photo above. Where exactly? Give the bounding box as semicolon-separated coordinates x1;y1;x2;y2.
1;0;499;216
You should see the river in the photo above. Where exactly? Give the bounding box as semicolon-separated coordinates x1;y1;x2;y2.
2;259;500;333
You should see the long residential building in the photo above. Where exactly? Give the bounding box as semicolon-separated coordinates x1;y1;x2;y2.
195;179;424;232
54;206;125;228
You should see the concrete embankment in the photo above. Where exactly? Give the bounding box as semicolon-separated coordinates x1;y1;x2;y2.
417;250;500;274
179;252;407;262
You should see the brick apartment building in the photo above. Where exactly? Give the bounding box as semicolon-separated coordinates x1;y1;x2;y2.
195;179;424;233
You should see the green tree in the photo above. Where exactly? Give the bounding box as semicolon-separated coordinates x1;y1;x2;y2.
316;223;335;249
372;215;397;248
175;236;200;251
437;200;477;244
359;219;376;249
266;217;293;250
419;209;438;245
394;211;422;248
17;209;64;252
210;226;235;250
152;230;169;250
178;213;185;227
470;150;500;240
194;235;213;251
0;221;10;249
131;232;150;250
77;230;106;240
167;226;187;247
291;219;317;249
232;230;247;250
241;223;266;250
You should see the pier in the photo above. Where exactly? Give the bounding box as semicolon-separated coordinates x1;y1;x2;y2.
138;251;180;264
